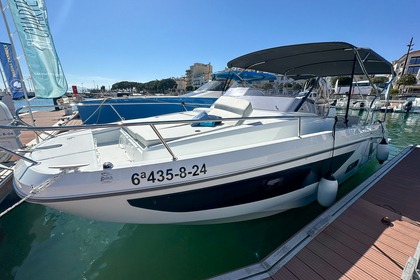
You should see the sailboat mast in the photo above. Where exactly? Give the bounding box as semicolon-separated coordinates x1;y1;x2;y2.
402;37;414;77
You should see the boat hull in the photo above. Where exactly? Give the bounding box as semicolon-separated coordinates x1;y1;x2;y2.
39;182;321;224
13;126;382;224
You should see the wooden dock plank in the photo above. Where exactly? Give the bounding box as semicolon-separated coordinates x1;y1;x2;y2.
282;257;324;280
17;110;80;146
321;235;401;279
335;203;420;249
314;231;378;279
296;248;348;279
329;218;413;267
319;222;402;279
306;238;375;280
270;267;299;280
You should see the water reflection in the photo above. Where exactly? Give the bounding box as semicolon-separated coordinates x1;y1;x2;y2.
385;112;420;151
0;200;123;280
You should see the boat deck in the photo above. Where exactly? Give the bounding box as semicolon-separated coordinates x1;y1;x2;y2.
214;145;420;280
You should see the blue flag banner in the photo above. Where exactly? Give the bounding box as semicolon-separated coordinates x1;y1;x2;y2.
0;42;24;99
6;0;67;99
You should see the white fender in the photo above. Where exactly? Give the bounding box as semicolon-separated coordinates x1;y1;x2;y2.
376;138;389;164
317;175;338;207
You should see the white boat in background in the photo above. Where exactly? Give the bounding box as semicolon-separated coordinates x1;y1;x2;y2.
334;97;371;110
9;42;394;224
334;80;385;95
380;103;395;112
0;101;22;204
394;97;420;113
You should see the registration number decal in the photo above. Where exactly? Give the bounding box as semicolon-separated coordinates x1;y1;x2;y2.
131;164;207;185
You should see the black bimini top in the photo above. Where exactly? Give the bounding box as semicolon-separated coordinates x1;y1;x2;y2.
227;42;394;78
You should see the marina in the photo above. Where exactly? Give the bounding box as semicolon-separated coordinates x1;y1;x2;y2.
0;38;419;278
0;0;419;279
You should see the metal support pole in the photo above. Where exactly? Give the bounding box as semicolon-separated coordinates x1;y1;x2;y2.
0;0;38;141
344;54;357;127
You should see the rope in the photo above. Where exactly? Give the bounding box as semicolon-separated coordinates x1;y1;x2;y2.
0;169;67;218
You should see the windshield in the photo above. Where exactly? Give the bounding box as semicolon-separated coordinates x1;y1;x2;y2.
194;80;225;92
182;80;226;97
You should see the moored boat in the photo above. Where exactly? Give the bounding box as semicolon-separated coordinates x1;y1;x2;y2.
394;97;420;113
10;42;394;224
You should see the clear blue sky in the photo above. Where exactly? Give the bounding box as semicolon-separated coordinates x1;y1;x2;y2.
1;0;419;90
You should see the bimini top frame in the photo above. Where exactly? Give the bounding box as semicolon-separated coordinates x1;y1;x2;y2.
227;42;395;77
228;42;396;125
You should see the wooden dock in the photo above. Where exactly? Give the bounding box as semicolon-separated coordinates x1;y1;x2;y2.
214;145;420;280
17;109;81;146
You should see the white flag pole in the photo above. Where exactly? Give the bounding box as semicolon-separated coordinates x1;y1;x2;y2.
0;0;38;142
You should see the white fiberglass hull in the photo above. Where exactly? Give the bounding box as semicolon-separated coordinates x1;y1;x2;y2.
13;122;383;224
40;182;320;224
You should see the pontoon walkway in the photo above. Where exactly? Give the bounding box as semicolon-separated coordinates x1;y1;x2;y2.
214;145;420;280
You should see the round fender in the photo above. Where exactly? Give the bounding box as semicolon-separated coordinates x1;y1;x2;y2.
376;138;389;164
317;176;338;207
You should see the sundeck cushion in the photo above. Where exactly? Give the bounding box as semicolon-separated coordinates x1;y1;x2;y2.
123;97;253;147
207;96;252;125
212;96;252;115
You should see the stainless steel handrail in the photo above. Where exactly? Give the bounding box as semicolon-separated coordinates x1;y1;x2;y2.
149;124;178;161
7;114;335;132
4;107;355;162
0;145;39;165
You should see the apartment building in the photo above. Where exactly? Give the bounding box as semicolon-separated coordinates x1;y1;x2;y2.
393;49;420;93
185;63;213;90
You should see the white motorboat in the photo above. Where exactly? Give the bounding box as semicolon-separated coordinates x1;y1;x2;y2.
11;42;394;224
394;97;420;113
334;97;370;110
0;100;22;204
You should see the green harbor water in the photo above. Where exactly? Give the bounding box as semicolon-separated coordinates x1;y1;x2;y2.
0;111;419;280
